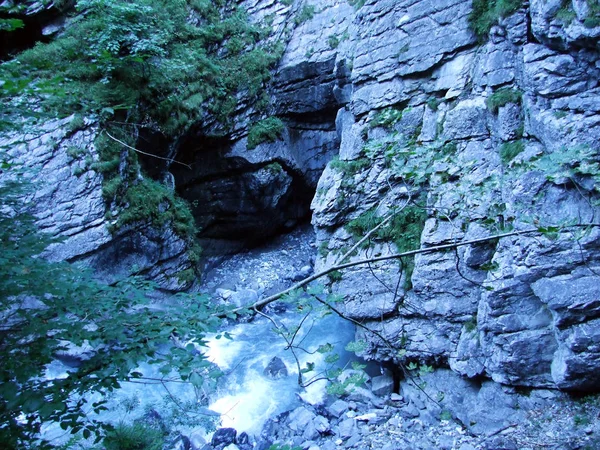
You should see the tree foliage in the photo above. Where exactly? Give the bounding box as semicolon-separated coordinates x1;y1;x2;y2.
0;160;219;448
0;0;282;136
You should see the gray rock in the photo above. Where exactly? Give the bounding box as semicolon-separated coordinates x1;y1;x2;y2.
337;418;356;439
264;356;288;379
327;400;349;418
230;289;259;308
371;371;394;396
211;428;237;449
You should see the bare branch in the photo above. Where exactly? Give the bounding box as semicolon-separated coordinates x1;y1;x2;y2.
105;131;192;170
216;224;600;318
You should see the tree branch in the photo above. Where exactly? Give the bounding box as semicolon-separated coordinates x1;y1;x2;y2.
216;224;600;318
105;131;192;170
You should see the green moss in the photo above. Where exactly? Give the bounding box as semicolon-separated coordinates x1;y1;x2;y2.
583;16;600;27
247;117;285;149
112;178;197;240
67;114;86;133
499;140;525;164
370;107;403;129
318;240;330;257
464;315;478;332
294;4;316;25
469;0;523;42
330;157;371;176
102;177;123;199
66;145;85;159
555;2;577;24
486;87;523;113
265;162;284;174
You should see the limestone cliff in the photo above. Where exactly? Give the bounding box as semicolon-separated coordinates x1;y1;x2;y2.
1;0;599;391
296;0;600;391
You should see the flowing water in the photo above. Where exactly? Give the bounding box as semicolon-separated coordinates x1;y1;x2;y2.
41;225;357;445
205;309;356;436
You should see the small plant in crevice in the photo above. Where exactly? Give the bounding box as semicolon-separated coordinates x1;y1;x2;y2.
426;97;442;112
327;270;343;283
486;87;523;113
294;4;316;25
247;117;285;149
346;0;367;10
469;0;523;42
329;156;371;176
370;107;404;129
327;34;340;49
499;140;525;165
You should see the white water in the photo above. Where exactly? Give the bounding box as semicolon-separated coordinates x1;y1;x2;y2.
205;310;356;436
40;308;355;446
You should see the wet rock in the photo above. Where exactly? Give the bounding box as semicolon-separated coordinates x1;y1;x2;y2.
211;428;237;449
371;371;394;397
264;356;288;379
230;289;259;308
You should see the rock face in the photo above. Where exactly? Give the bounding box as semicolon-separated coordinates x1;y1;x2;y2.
296;0;600;391
2;0;599;392
0;116;193;290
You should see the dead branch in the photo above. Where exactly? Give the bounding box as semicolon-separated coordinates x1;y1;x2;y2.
105;131;192;170
216;224;600;318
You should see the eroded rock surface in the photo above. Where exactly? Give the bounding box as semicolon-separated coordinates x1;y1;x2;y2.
306;0;600;391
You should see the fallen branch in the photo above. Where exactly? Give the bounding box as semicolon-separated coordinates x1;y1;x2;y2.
216;223;600;317
105;131;192;170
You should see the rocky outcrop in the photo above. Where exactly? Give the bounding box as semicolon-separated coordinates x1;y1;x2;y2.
304;0;600;391
0;116;193;290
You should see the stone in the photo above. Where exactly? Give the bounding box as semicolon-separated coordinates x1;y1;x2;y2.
230;289;259;308
211;428;237;449
328;400;349;418
337;418;356;439
264;356;288;379
371;371;394;396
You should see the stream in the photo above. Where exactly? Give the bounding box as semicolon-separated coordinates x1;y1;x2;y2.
41;224;357;447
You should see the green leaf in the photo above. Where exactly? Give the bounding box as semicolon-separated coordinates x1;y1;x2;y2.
0;18;25;32
190;372;203;388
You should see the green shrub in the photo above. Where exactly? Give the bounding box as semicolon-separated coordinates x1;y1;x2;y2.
499;140;525;164
247;117;285;149
469;0;523;42
486;87;522;113
0;0;283;137
370;107;403;128
103;422;165;450
345;202;427;288
347;0;366;10
329;157;371;176
327;270;343;283
294;4;316;25
327;34;340;49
